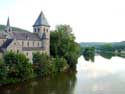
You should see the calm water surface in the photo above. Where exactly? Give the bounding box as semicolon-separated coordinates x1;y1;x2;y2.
1;56;125;94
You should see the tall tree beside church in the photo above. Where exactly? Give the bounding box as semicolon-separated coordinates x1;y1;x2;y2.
50;25;80;69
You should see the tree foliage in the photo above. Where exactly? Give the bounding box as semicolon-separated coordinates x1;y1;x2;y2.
3;52;34;81
33;52;51;76
50;25;80;69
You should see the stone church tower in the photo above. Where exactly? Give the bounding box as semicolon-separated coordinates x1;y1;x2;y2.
33;11;50;55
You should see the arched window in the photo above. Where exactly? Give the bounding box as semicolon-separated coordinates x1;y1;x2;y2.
17;50;19;53
26;52;28;56
38;28;40;32
33;41;34;46
22;41;24;46
38;41;40;46
27;42;29;46
43;28;45;32
46;29;48;32
34;28;36;32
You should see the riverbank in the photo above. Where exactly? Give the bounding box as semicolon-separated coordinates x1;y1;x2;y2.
1;56;125;94
0;52;71;86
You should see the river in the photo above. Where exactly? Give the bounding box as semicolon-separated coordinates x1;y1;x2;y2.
1;55;125;94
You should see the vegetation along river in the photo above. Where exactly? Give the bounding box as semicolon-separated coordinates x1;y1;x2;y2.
1;55;125;94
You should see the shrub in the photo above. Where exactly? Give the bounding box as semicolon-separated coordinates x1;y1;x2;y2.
51;57;69;72
33;52;51;77
0;63;8;81
4;52;34;81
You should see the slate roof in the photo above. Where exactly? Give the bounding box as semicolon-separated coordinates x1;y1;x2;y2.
12;31;41;41
23;47;44;51
1;39;14;48
7;17;10;28
33;11;50;27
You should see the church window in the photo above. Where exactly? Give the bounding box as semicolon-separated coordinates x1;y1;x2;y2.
33;41;34;46
22;41;24;46
38;28;40;32
27;42;29;46
17;50;19;53
43;28;45;32
26;52;28;56
34;28;36;32
38;42;39;46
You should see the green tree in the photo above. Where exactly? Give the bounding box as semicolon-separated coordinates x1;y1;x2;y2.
50;25;80;69
33;52;51;76
0;63;8;81
51;57;69;72
3;51;34;81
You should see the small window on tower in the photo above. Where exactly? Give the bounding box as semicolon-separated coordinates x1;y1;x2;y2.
34;28;36;32
38;28;40;32
43;28;45;32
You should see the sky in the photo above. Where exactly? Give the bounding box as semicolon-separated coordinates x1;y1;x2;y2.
0;0;125;42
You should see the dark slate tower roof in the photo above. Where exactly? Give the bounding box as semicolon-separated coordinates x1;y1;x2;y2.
33;11;50;27
7;17;10;27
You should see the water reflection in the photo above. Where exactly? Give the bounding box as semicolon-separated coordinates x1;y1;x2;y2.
74;56;125;94
1;56;125;94
98;51;125;59
0;72;76;94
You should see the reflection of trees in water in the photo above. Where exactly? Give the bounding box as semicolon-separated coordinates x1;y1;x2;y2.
99;51;125;59
99;51;114;59
82;47;95;62
0;71;77;94
83;55;95;62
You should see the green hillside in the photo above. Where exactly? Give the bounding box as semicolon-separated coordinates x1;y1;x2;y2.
0;24;29;32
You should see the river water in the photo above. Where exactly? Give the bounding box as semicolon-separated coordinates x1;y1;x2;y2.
1;56;125;94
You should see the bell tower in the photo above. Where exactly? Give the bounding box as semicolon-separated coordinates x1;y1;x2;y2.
33;11;50;55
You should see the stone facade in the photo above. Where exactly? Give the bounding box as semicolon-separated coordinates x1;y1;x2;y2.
0;11;50;62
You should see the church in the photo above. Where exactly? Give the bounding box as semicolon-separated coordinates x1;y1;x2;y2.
0;11;50;62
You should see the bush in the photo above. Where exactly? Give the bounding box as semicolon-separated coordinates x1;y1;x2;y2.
4;52;34;81
33;52;51;77
51;57;69;72
0;63;8;81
